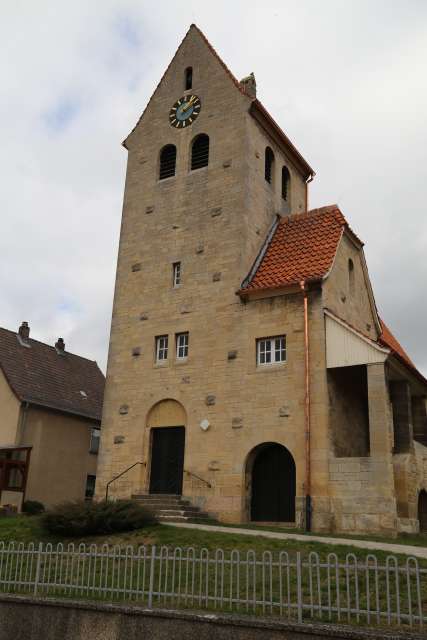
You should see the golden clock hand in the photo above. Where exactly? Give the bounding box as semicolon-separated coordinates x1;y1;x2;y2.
182;96;196;113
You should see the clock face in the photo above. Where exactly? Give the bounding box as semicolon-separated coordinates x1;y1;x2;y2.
169;94;201;129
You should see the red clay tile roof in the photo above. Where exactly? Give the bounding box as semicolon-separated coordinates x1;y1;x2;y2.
241;205;355;292
379;319;416;370
378;319;427;386
0;327;104;421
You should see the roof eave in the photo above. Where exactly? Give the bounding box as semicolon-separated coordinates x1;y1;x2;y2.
249;100;315;181
238;276;323;300
379;343;427;388
22;398;102;423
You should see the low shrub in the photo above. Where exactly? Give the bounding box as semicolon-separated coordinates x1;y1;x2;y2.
41;500;156;537
41;500;155;537
22;500;45;515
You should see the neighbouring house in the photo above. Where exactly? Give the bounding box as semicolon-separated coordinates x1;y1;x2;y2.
95;24;427;535
0;322;105;510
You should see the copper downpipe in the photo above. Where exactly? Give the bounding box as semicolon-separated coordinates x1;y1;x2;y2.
300;280;312;531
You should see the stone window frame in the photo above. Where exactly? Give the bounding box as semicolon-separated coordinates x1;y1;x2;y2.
256;335;286;366
281;165;290;201
159;144;177;181
191;134;210;171
156;335;169;363
185;66;193;91
176;332;189;360
264;146;275;184
172;261;182;288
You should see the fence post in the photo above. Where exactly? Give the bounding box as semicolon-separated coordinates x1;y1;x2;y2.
296;551;303;624
33;543;43;596
147;545;156;609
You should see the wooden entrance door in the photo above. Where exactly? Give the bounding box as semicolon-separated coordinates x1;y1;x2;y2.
149;427;185;495
251;444;296;522
418;490;427;532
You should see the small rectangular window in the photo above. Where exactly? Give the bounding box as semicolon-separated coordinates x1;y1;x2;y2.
257;335;286;366
173;262;181;287
176;332;189;360
85;474;96;499
89;427;100;454
156;335;169;362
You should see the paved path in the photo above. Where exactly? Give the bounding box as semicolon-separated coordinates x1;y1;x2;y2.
164;522;427;559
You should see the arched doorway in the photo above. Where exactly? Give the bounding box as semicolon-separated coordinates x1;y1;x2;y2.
147;400;186;495
248;443;296;522
418;490;427;532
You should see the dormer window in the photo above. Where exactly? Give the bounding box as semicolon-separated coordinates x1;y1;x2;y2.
185;66;193;90
265;147;274;184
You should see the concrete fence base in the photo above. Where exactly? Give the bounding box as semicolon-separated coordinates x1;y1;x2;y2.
0;595;424;640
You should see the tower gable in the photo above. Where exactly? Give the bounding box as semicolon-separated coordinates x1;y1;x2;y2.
124;24;249;151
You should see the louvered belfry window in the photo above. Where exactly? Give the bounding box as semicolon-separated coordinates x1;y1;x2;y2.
191;134;209;170
265;147;274;183
159;144;177;180
281;166;290;200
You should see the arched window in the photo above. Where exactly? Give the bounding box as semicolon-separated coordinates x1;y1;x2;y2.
191;134;209;170
348;258;355;294
159;144;176;180
265;147;274;184
281;166;290;201
185;66;193;91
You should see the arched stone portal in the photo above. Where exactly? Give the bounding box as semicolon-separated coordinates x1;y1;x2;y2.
418;490;427;532
146;400;186;495
247;443;296;522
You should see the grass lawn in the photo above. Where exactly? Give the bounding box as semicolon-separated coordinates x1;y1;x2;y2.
0;515;425;564
212;522;427;548
0;515;426;631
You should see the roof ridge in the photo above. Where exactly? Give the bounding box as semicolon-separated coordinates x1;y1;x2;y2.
0;326;98;365
279;204;343;224
190;24;247;95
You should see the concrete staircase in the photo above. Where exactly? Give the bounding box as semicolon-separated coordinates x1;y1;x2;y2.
132;494;214;523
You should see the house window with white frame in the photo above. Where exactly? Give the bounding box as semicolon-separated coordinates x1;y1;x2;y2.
176;332;189;360
89;427;100;454
156;335;169;362
173;262;181;287
257;335;286;366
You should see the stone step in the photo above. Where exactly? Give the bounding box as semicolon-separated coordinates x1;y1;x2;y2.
157;509;202;517
133;500;193;510
132;494;183;501
157;514;212;523
131;493;214;524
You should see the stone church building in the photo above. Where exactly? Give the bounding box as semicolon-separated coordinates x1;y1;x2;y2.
96;25;427;535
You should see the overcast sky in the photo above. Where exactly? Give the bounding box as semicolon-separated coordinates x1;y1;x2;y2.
1;1;427;374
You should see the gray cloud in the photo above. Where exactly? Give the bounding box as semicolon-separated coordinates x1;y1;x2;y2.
1;1;426;374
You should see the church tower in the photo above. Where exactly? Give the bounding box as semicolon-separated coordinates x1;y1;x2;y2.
96;24;427;537
96;24;316;524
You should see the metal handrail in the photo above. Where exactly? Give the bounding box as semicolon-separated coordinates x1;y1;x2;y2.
105;461;146;501
184;469;212;488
